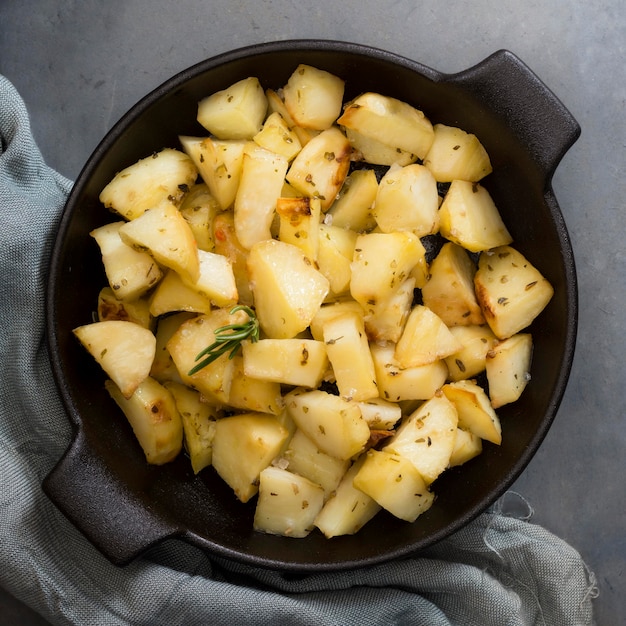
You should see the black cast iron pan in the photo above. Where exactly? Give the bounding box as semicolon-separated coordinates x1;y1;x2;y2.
44;40;580;571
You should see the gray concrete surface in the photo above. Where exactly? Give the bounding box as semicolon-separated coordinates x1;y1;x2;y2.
1;1;624;624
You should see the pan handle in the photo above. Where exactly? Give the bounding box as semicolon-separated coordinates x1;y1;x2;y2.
447;49;581;183
43;431;179;565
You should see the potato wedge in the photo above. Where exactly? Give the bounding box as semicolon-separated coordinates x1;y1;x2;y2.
178;183;221;252
148;270;213;318
97;287;152;330
344;127;418;166
276;196;322;261
166;309;247;405
183;249;238;308
325;168;378;231
164;380;218;474
150;311;196;384
74;320;156;399
212;211;254;307
253;111;302;161
443;324;498;381
449;428;483;467
105;376;183;465
363;276;415;344
227;355;284;415
317;223;358;297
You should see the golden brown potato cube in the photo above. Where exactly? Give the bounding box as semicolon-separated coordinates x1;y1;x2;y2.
74;320;156;399
326;168;378;231
474;246;554;339
353;449;434;522
254;466;326;538
284;388;370;461
178;183;221;252
105;377;183;465
442;380;502;445
283;64;345;130
337;92;434;159
421;242;485;327
247;239;329;339
373;163;439;237
384;394;458;485
394;305;463;368
443;324;498;381
118;202;200;284
211;413;290;503
179;136;248;210
286;127;352;211
423;123;492;182
439;180;513;253
197;77;268;140
99;148;198;221
276;196;322;261
486;333;533;408
90;222;163;301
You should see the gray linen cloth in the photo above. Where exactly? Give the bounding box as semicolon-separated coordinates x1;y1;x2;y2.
0;74;597;626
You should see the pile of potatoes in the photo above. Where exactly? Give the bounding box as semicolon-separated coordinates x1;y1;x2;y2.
73;64;554;539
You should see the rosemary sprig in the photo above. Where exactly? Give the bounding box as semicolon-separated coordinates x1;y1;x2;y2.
188;305;260;376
